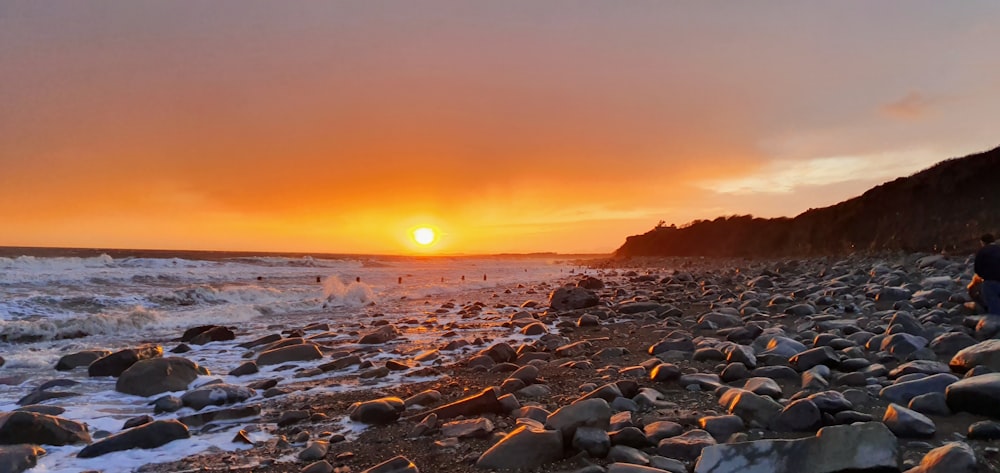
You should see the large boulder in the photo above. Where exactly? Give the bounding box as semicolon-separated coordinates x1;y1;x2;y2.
256;343;323;366
180;384;256;411
548;286;599;311
945;373;1000;418
880;373;959;405
115;357;203;397
694;422;898;473
54;350;111;371
358;325;400;345
950;339;1000;372
349;397;405;425
906;442;977;473
0;412;91;446
545;398;612;441
77;420;189;458
476;425;563;470
88;345;163;377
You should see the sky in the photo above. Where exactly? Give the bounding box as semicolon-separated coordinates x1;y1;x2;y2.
2;1;999;255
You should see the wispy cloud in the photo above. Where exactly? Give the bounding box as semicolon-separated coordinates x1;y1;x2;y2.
881;91;933;120
700;150;943;195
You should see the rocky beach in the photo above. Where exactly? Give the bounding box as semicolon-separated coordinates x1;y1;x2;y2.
4;252;1000;473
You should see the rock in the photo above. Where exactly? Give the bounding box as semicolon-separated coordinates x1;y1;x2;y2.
416;387;503;421
694;422;898;473
181;325;235;345
649;333;695;354
237;333;282;349
573;426;611;458
698;415;744;441
177;405;261;427
509;365;539;384
278;410;310;427
743;377;782;398
361;456;419;473
643;421;683;443
440;418;494;438
0;444;45;473
302;460;334;473
883;403;935;437
54;350;111;371
908;392;951;416
889;360;950;378
950;339;1000;372
806;390;852;413
578;314;601;327
945;372;1000;417
256;344;323;366
606;465;670;473
298;440;329;462
122;415;153;430
549;285;599;311
15;390;79;406
319;355;362;372
545;398;612;441
719;389;782;428
0;412;91;446
521;322;548;335
880;373;959;405
15;405;64;416
789;346;838;371
360;325;401;345
180;383;255;411
153;395;183;413
77;420;189;458
115;357;202;397
480;343;517;363
578;276;604;289
968;420;1000;440
403;390;442;408
906;442;976;473
759;336;807;358
476;426;563;470
773;399;822;432
881;333;928;359
88;345;163;377
929;332;977;358
229;361;259;377
349;397;405;424
656;429;716;461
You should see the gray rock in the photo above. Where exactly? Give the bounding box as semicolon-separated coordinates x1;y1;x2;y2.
177;404;261;428
773;399;822;432
907;392;951;416
256;344;323;366
929;332;977;358
719;388;782;428
698;415;744;441
806;390;852;413
968;420;1000;440
880;333;928;359
0;412;91;446
0;444;45;473
361;455;419;473
743;377;781;398
545;398;612;441
88;345;163;377
55;350;111;371
153;395;183;413
889;360;950;378
181;325;235;345
945;372;1000;417
229;361;259;377
349;397;405;425
694;422;898;473
789;346;838;371
906;442;976;473
880;373;959;404
573;426;611;458
656;429;715;461
549;286;600;311
606;465;670;473
302;460;334;473
643;421;683;443
950;339;1000;372
609;427;652;449
649;363;681;382
116;357;202;397
180;383;255;411
441;418;494;438
476;426;563;470
298;440;329;462
77;420;189;458
883;403;935;437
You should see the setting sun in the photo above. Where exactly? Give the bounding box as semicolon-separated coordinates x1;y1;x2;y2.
412;227;436;246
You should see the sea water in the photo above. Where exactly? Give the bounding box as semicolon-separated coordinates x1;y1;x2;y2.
0;248;591;472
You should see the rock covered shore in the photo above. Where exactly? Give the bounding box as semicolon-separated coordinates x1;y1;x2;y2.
4;253;1000;473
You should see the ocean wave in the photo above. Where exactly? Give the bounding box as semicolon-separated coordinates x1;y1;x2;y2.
323;277;376;307
0;308;162;342
0;254;115;271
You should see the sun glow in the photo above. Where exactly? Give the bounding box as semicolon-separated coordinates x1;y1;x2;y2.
412;227;436;246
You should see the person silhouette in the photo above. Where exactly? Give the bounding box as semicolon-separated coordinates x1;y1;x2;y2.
970;233;1000;314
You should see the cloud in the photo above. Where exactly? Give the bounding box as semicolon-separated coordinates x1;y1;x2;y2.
881;91;933;120
700;150;944;195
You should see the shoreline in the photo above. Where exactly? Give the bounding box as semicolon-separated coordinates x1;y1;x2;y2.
8;252;1000;473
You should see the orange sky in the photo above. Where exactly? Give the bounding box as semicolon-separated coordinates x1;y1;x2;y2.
2;2;1000;254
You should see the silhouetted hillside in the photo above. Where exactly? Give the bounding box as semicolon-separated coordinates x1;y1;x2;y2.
615;146;1000;257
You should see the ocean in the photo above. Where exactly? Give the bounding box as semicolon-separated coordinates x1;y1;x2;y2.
0;247;593;472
